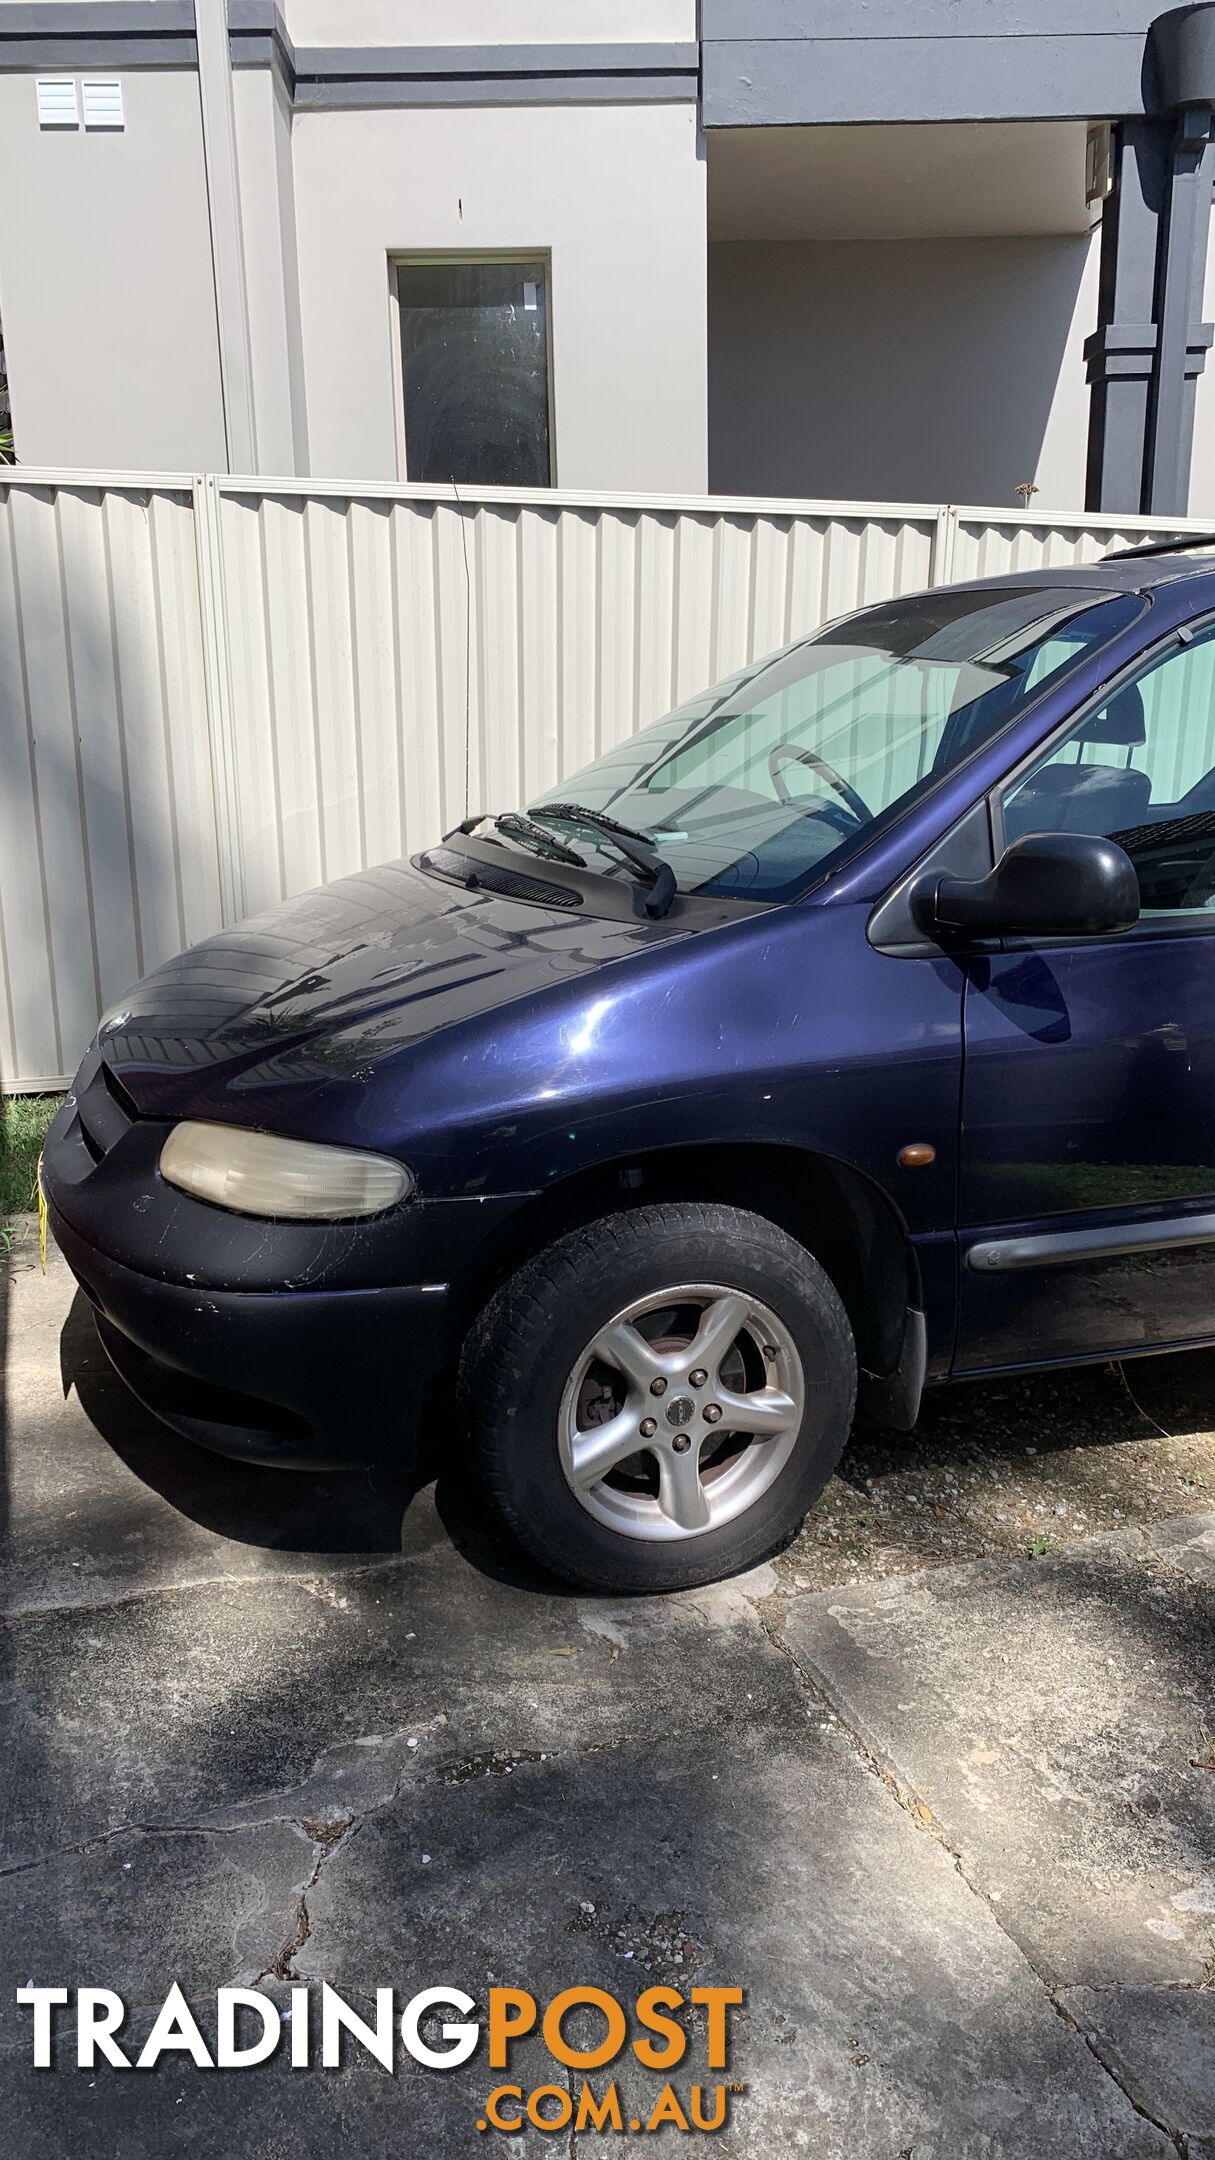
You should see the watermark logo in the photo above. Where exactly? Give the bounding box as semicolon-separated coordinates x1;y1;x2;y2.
16;1981;746;2134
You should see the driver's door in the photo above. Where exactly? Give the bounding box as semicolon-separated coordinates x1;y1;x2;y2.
957;619;1215;1372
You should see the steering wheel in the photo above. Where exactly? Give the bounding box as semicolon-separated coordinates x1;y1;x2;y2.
769;743;872;823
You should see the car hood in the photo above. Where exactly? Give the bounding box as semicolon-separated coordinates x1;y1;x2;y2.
95;857;687;1118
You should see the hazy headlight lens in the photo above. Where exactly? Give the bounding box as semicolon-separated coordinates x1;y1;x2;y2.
160;1122;413;1220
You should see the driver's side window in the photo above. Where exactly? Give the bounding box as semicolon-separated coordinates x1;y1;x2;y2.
1001;623;1215;916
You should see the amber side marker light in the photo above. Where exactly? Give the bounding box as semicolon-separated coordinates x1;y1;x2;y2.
897;1142;937;1169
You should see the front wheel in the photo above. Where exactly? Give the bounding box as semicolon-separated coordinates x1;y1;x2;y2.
458;1203;856;1594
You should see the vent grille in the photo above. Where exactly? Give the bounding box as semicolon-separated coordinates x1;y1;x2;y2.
77;1061;136;1163
82;78;124;129
419;848;583;909
36;78;78;127
101;1061;139;1121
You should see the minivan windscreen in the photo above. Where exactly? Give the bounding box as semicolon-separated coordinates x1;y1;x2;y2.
525;587;1145;901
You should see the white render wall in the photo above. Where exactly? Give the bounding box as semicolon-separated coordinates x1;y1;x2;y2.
708;231;1103;514
0;68;227;472
289;100;708;492
282;2;697;45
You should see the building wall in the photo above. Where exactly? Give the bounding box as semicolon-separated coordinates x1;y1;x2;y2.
0;66;226;472
708;231;1101;511
290;100;708;491
283;1;697;44
0;7;1205;511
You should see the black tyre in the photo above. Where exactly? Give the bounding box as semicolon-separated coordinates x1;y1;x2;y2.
458;1202;856;1594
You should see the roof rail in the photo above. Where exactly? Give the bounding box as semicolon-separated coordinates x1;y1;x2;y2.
1103;532;1215;561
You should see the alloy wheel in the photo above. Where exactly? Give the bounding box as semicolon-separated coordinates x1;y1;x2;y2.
557;1282;805;1542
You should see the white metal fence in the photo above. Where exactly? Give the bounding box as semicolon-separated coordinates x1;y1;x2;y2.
0;468;1207;1091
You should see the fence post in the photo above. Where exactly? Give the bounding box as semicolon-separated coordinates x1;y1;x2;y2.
929;505;958;587
191;474;247;926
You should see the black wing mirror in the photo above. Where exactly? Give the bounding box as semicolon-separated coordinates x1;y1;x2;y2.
912;831;1140;942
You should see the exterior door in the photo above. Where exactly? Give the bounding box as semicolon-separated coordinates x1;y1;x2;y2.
957;619;1215;1372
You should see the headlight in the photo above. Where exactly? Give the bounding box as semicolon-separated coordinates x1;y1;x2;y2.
160;1122;413;1220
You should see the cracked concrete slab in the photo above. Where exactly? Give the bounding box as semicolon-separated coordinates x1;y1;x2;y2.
293;1720;1172;2156
0;1536;800;1869
1061;1987;1215;2149
1148;1511;1215;1587
3;1243;1213;2150
779;1520;1215;1992
0;1823;310;2054
2;1725;1173;2156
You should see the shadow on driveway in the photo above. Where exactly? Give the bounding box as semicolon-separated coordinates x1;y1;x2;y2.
59;1283;568;1593
59;1273;1215;1600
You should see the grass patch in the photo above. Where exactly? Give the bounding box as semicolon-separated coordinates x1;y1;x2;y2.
1;1093;64;1214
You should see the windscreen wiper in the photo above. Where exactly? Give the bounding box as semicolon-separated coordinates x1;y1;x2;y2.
531;802;677;917
448;809;586;868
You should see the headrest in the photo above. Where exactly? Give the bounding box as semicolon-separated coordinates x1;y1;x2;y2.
1076;683;1145;747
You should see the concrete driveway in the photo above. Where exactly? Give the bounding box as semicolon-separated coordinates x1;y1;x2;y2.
1;1233;1213;2156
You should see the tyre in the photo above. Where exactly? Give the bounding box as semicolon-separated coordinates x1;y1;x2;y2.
458;1202;856;1594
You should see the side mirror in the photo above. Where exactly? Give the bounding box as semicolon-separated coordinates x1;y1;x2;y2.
912;830;1140;942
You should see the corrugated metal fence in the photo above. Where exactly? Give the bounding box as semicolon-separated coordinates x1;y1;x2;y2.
0;468;1206;1090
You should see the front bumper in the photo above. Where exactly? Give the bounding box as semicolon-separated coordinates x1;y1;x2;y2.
50;1198;449;1468
42;1058;531;1470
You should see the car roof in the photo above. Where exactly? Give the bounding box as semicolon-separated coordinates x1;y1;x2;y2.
949;546;1215;599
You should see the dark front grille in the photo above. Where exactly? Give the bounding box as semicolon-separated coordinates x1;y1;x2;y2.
77;1059;136;1162
101;1061;139;1120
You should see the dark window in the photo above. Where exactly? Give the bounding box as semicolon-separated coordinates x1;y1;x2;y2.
1002;620;1215;916
396;258;552;487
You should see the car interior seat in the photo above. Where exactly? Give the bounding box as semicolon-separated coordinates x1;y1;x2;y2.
1004;684;1152;841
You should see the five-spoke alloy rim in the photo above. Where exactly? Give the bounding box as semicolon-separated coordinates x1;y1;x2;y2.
557;1282;805;1542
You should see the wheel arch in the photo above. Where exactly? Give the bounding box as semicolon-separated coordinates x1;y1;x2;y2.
453;1140;919;1385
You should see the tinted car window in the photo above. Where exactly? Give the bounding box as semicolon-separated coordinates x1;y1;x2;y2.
1003;619;1215;915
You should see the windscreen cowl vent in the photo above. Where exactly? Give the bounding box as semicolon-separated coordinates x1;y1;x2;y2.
416;848;583;909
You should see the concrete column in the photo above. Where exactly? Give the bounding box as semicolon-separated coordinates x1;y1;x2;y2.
231;63;309;475
1145;105;1215;515
1084;119;1170;515
196;0;258;472
1086;5;1215;517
